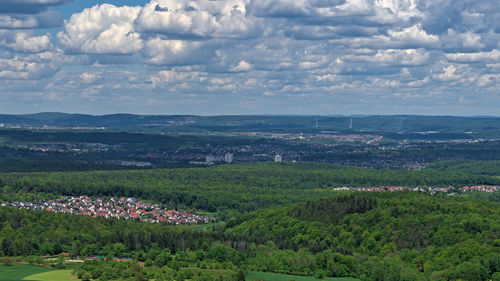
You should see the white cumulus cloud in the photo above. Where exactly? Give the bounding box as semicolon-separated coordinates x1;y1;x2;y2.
58;4;142;54
0;15;39;29
135;0;260;39
445;50;500;63
143;37;205;65
0;31;51;53
343;49;430;66
388;24;439;45
229;61;253;72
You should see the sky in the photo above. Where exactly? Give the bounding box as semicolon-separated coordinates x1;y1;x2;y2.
0;0;500;116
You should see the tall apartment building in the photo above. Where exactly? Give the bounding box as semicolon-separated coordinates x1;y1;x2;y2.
224;152;233;163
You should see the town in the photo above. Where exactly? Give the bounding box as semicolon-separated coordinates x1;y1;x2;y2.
3;126;500;171
333;185;499;193
1;196;214;225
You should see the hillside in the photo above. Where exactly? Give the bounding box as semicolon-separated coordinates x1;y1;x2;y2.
1;191;498;281
225;192;500;280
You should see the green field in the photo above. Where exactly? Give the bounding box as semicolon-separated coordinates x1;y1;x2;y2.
247;271;359;281
0;265;54;281
23;269;74;281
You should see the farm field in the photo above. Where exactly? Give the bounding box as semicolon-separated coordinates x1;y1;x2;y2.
246;271;360;281
23;269;74;281
0;265;54;281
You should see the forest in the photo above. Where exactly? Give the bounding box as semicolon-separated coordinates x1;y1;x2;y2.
424;160;500;176
0;160;499;280
0;163;499;218
0;191;499;281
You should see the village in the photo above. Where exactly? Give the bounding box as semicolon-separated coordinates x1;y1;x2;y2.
1;196;214;225
333;185;499;193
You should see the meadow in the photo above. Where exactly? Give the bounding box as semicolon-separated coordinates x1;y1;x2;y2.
0;264;73;281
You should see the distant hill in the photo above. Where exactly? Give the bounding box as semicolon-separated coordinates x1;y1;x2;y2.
1;113;500;135
0;113;198;128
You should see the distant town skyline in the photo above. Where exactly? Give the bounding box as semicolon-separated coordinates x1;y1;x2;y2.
1;0;499;115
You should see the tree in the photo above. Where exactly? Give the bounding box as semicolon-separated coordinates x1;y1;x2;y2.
314;269;326;279
1;257;13;266
81;272;91;281
1;238;15;256
236;269;246;281
134;271;147;281
455;262;488;281
71;242;78;258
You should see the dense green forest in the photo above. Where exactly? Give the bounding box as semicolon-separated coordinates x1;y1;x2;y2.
0;192;499;281
1;163;499;218
0;162;499;280
425;160;500;176
0;207;244;280
226;192;500;280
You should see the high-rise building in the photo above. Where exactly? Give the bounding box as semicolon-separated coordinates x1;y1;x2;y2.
274;154;282;163
224;152;233;163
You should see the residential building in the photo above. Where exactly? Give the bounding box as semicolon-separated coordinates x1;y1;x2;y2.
224;152;233;163
274;154;282;162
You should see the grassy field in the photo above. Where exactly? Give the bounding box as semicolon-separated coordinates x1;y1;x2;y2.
247;271;360;281
23;269;74;281
0;265;54;281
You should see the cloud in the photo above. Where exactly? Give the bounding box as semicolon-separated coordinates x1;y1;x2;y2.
34;10;65;28
343;49;430;66
445;49;500;63
3;0;500;115
286;25;379;40
0;52;59;80
431;63;473;82
247;0;312;18
299;55;329;70
0;31;52;53
143;37;205;65
0;11;63;29
0;15;39;29
336;0;374;16
442;29;485;50
80;72;101;84
457;31;484;48
152;70;204;84
246;0;425;29
135;0;260;39
0;0;73;14
58;4;143;54
372;0;423;21
387;24;439;45
229;61;253;72
477;74;500;87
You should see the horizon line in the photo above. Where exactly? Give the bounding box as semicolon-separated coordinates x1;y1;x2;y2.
2;112;500;119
